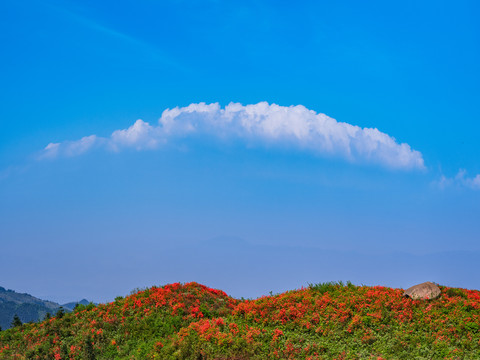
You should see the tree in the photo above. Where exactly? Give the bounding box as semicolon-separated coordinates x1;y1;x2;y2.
44;312;51;321
56;307;65;319
11;314;22;328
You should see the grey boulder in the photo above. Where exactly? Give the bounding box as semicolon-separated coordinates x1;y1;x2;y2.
404;281;441;300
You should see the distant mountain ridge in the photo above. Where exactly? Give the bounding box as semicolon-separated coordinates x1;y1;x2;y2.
0;286;90;330
62;299;90;312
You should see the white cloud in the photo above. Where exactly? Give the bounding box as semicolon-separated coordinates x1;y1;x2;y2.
39;102;425;170
469;175;480;189
40;135;99;159
110;120;161;151
436;169;480;190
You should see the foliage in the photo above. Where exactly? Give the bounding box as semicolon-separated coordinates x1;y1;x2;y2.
56;307;65;320
10;314;22;328
0;282;479;359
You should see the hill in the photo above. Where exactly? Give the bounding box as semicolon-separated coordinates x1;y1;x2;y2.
0;286;91;330
0;282;479;359
0;286;66;330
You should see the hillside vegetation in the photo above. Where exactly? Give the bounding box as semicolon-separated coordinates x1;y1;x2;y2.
0;282;479;359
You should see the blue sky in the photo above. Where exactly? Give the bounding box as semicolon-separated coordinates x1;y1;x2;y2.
1;0;479;303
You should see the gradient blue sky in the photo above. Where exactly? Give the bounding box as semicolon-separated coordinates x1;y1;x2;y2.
1;0;479;303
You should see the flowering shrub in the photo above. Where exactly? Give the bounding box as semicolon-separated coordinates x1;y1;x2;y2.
0;282;479;359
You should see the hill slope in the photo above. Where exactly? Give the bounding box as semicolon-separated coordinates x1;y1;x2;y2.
0;282;479;359
0;287;93;330
0;286;66;330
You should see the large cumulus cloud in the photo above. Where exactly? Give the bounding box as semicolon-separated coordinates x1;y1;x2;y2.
40;102;425;171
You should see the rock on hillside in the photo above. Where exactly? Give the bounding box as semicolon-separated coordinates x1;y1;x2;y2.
404;281;441;300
